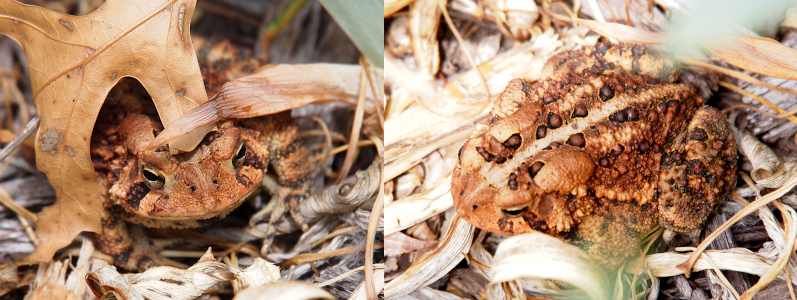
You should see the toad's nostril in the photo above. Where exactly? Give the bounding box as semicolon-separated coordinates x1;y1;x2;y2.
502;205;529;218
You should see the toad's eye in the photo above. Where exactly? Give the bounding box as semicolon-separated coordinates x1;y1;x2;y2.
142;164;165;189
232;141;247;168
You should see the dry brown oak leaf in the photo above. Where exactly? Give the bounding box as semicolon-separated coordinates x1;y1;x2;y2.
0;0;215;263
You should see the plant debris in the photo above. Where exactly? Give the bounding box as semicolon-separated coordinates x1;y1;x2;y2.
385;0;797;299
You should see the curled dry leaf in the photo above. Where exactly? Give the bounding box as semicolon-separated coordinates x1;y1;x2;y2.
735;127;797;188
149;64;376;149
735;127;780;182
0;0;214;264
87;248;280;300
490;232;609;300
386;232;438;256
28;239;100;300
298;155;381;220
0;263;18;296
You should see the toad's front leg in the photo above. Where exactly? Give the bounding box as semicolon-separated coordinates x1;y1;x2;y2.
93;208;186;271
243;112;311;250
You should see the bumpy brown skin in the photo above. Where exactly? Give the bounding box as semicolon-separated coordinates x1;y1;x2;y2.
91;110;309;271
451;43;738;269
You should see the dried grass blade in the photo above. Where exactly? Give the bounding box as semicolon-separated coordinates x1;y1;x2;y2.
384;214;475;298
680;57;797;96
385;0;414;17
233;281;336;300
364;178;383;299
337;61;368;184
385;174;453;235
741;202;797;299
490;232;609;300
410;0;442;76
637;249;778;279
150;64;371;149
720;81;797;124
574;18;670;44
711;34;797;81
349;268;385;300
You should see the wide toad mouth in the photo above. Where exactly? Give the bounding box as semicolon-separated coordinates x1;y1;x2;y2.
161;186;261;220
501;205;529;218
113;183;262;222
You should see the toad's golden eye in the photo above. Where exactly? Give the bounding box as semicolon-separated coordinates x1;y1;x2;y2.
142;164;165;189
232;141;247;168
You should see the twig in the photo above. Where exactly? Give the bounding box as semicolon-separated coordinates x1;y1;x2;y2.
0;116;39;164
281;243;384;268
295;116;333;174
361;57;384;129
316;264;385;287
0;187;36;221
308;140;375;164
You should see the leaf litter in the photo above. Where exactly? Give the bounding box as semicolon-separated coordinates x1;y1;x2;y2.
386;0;797;299
0;0;383;298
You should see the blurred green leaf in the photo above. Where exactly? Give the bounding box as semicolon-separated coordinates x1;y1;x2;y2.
319;0;383;69
668;0;794;55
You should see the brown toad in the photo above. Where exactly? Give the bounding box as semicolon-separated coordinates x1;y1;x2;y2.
451;43;737;268
91;80;309;271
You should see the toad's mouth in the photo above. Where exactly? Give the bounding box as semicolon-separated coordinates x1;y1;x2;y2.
113;183;262;225
501;205;529;218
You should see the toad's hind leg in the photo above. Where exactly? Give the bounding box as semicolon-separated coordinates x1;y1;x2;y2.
657;106;737;238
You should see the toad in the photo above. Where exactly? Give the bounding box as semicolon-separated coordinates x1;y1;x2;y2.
452;43;737;268
90;80;309;270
